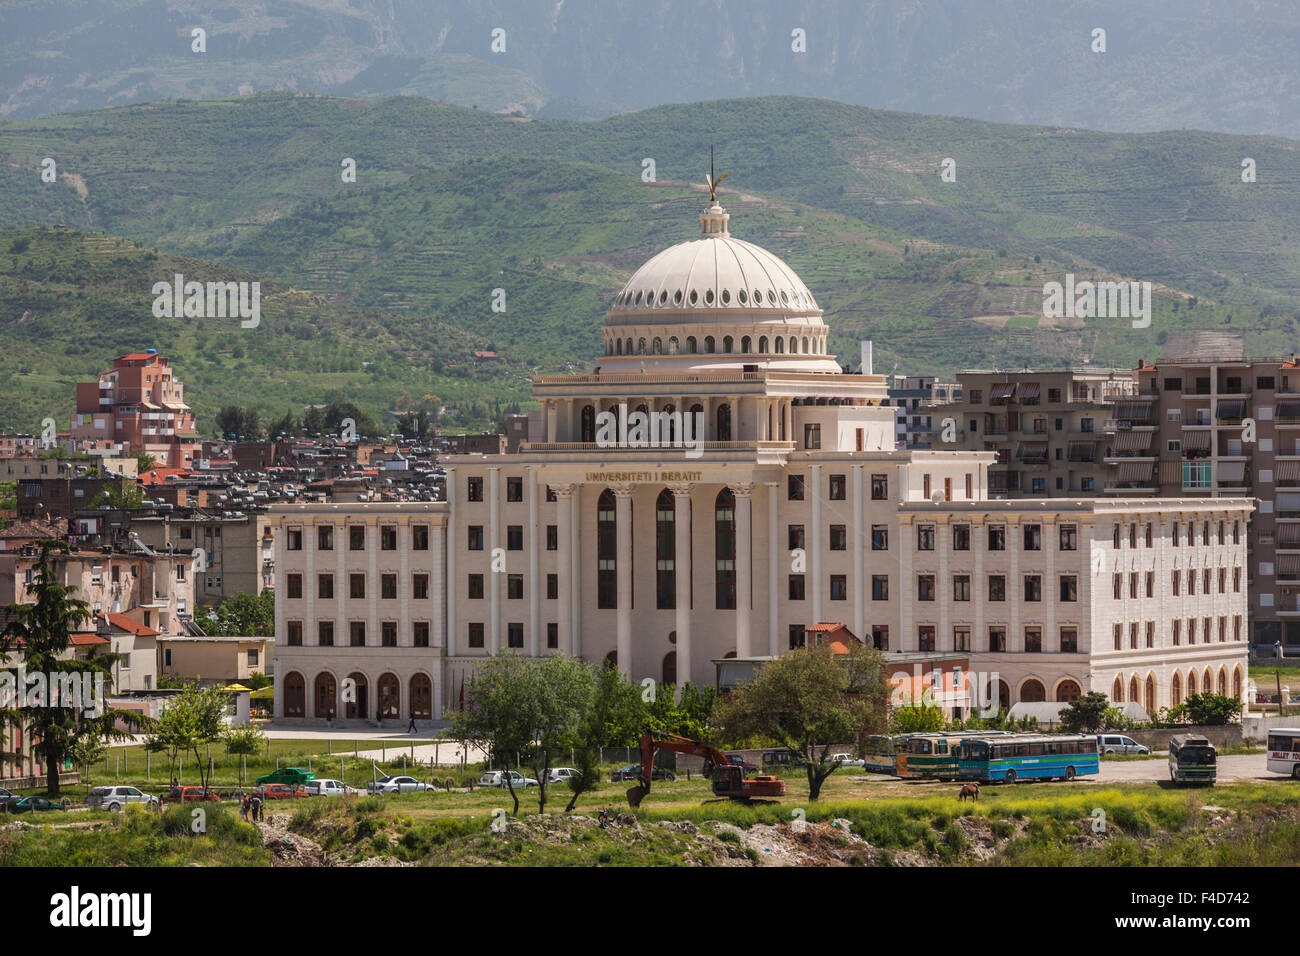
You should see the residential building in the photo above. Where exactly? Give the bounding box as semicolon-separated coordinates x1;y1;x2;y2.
72;350;199;467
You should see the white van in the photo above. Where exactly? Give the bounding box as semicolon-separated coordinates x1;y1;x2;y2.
1096;734;1149;755
1266;728;1300;778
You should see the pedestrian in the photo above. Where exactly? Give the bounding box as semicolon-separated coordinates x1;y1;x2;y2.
250;792;262;822
240;792;250;821
408;714;418;734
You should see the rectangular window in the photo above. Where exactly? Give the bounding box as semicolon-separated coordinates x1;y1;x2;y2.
318;621;334;647
468;622;485;648
1060;627;1078;653
830;575;847;600
413;525;430;550
918;626;936;652
317;526;334;550
789;625;807;649
788;525;805;550
1129;622;1139;650
1059;524;1077;550
872;574;889;600
918;575;936;601
829;525;847;550
468;525;484;550
546;525;558;551
871;475;888;500
923;474;932;499
1024;575;1042;601
953;524;971;550
954;626;971;651
547;573;558;600
287;621;303;646
1023;524;1042;550
1113;623;1122;650
413;573;429;600
507;525;524;551
1218;567;1226;594
547;623;559;649
287;527;302;551
917;525;935;550
804;424;821;450
349;525;366;551
988;525;1005;550
1172;619;1181;646
381;573;397;599
828;474;846;499
1234;566;1241;592
953;574;971;602
988;575;1006;601
508;623;524;649
350;573;366;599
1146;571;1154;598
1129;571;1138;599
944;476;953;502
506;476;523;502
468;573;484;599
467;477;484;502
381;621;397;647
872;525;888;550
414;622;430;648
1059;575;1077;601
789;575;806;600
1025;628;1042;653
788;474;805;500
1172;570;1180;596
286;574;302;599
871;625;889;651
989;627;1007;652
350;621;366;647
318;573;334;599
507;574;524;600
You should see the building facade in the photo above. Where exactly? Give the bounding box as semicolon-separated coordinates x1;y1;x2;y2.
72;351;199;467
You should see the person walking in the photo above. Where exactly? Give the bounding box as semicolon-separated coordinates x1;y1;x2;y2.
250;792;262;822
240;792;250;821
408;714;418;734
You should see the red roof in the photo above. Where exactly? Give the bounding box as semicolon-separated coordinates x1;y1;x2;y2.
71;633;110;646
119;352;164;361
106;613;159;637
141;468;186;485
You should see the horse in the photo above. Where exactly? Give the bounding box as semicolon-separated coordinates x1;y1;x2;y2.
958;782;980;802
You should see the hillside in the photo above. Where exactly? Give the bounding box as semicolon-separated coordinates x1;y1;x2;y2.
6;0;1300;140
0;227;526;435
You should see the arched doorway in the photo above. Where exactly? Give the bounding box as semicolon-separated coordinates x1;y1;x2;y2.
1020;679;1045;702
378;672;400;719
410;674;432;720
314;672;336;720
284;671;305;718
346;672;368;720
662;651;677;688
1056;679;1081;702
603;650;618;670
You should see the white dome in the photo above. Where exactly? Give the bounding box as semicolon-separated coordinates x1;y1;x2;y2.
611;234;819;316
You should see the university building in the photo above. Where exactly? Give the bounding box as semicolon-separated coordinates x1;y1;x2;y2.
269;196;1251;724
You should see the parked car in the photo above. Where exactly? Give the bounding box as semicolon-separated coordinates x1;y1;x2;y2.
166;786;222;804
367;775;434;794
609;764;674;782
304;778;360;796
87;785;160;811
8;796;66;813
255;767;317;787
479;770;539;789
1096;734;1149;755
723;754;759;773
256;783;309;800
762;750;805;769
828;753;866;767
545;767;582;785
0;786;14;806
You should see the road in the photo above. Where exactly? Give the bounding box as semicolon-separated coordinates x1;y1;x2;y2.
1092;753;1271;784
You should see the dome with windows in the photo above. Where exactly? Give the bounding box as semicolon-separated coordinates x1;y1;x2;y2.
600;198;840;372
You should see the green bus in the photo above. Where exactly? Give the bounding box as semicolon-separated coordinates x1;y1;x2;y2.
1168;734;1216;785
896;731;1010;780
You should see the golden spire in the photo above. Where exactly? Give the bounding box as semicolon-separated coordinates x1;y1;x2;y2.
705;145;728;202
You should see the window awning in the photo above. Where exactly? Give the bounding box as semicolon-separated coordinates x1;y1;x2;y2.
1279;524;1300;548
1114;430;1152;451
1216;400;1245;421
990;383;1015;401
1068;441;1097;461
1116;461;1154;483
1016;442;1048;462
1277;459;1300;482
1114;401;1152;420
1159;461;1183;485
1013;383;1041;401
1278;554;1300;579
1278;401;1300;420
1181;430;1211;450
1277;492;1300;512
1217;461;1246;483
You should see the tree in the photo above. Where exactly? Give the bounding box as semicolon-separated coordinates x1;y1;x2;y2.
194;591;274;636
132;452;157;474
1058;692;1112;734
587;663;648;747
223;722;266;757
715;645;889;800
214;405;262;441
1177;693;1241;726
448;655;539;815
146;682;229;790
91;478;144;510
523;654;596;814
0;543;152;795
891;700;947;733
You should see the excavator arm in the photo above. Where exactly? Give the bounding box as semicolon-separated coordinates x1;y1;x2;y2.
625;731;729;807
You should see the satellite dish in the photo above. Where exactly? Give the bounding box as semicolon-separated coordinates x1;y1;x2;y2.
930;491;944;505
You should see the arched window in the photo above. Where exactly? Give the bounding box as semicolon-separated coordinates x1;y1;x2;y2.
1204;668;1213;695
1146;675;1156;715
615;339;623;355
716;404;732;441
668;336;679;354
656;489;675;610
686;336;697;353
723;336;734;353
704;336;715;353
758;336;769;353
625;337;633;355
741;335;752;353
802;337;810;354
1020;679;1045;703
345;672;368;720
690;403;704;441
774;337;785;354
581;405;596;443
597;489;617;609
662;651;677;689
653;337;663;354
715;488;736;609
410;674;432;720
789;336;798;354
378;673;400;719
1129;675;1140;705
1233;667;1242;700
1187;670;1198;696
637;337;647;354
1112;677;1123;703
284;672;305;718
998;680;1010;712
314;672;336;719
1056;679;1081;702
1171;671;1183;706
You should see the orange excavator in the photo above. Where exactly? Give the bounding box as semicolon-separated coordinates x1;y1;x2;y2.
625;731;787;807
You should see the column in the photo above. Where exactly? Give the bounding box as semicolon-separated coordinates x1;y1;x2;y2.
528;468;540;656
732;482;754;659
810;464;823;624
852;464;864;640
488;467;500;653
671;483;693;692
767;481;779;656
570;487;582;657
614;484;634;676
555;484;575;659
446;472;456;657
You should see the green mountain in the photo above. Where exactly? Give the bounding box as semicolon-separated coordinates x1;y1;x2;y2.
0;226;525;435
0;93;1296;431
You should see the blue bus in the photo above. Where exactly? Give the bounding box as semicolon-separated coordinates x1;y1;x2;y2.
956;733;1100;783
